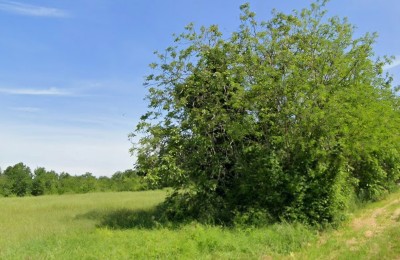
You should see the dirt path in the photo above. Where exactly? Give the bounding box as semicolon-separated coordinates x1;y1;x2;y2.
292;193;400;259
350;199;399;240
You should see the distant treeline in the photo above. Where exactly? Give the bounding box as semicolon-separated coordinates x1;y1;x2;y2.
0;162;149;197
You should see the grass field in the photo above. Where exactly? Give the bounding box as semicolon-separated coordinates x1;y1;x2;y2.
0;189;399;259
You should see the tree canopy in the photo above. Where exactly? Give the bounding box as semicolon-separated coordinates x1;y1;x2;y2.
133;1;400;225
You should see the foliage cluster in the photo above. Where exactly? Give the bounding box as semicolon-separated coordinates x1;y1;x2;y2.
133;1;400;226
0;162;148;197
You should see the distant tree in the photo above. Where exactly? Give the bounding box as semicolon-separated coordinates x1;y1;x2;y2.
31;167;46;196
57;172;73;194
31;168;59;196
132;1;400;225
79;172;97;193
3;163;32;197
111;169;148;191
0;174;12;197
97;176;114;192
111;171;124;181
1;163;152;197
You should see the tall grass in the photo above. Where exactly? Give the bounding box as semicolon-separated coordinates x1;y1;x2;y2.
0;191;165;256
0;189;399;259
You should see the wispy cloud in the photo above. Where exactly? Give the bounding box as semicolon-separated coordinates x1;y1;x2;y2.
383;56;400;70
0;87;71;96
0;0;68;17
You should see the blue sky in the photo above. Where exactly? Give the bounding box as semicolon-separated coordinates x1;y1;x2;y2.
0;0;399;177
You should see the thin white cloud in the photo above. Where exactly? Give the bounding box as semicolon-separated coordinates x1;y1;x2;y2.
0;0;68;17
0;87;71;96
9;106;41;113
383;56;400;70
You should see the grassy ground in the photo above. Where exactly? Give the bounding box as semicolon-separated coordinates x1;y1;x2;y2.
293;191;400;260
0;189;399;259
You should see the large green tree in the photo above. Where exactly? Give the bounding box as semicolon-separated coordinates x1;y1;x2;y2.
3;162;32;197
133;1;400;225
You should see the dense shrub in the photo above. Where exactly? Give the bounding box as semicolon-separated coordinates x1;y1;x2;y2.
133;1;400;226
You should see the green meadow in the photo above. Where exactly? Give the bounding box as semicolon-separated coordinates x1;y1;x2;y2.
1;189;399;259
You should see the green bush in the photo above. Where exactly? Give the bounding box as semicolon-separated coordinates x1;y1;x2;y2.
133;1;400;226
